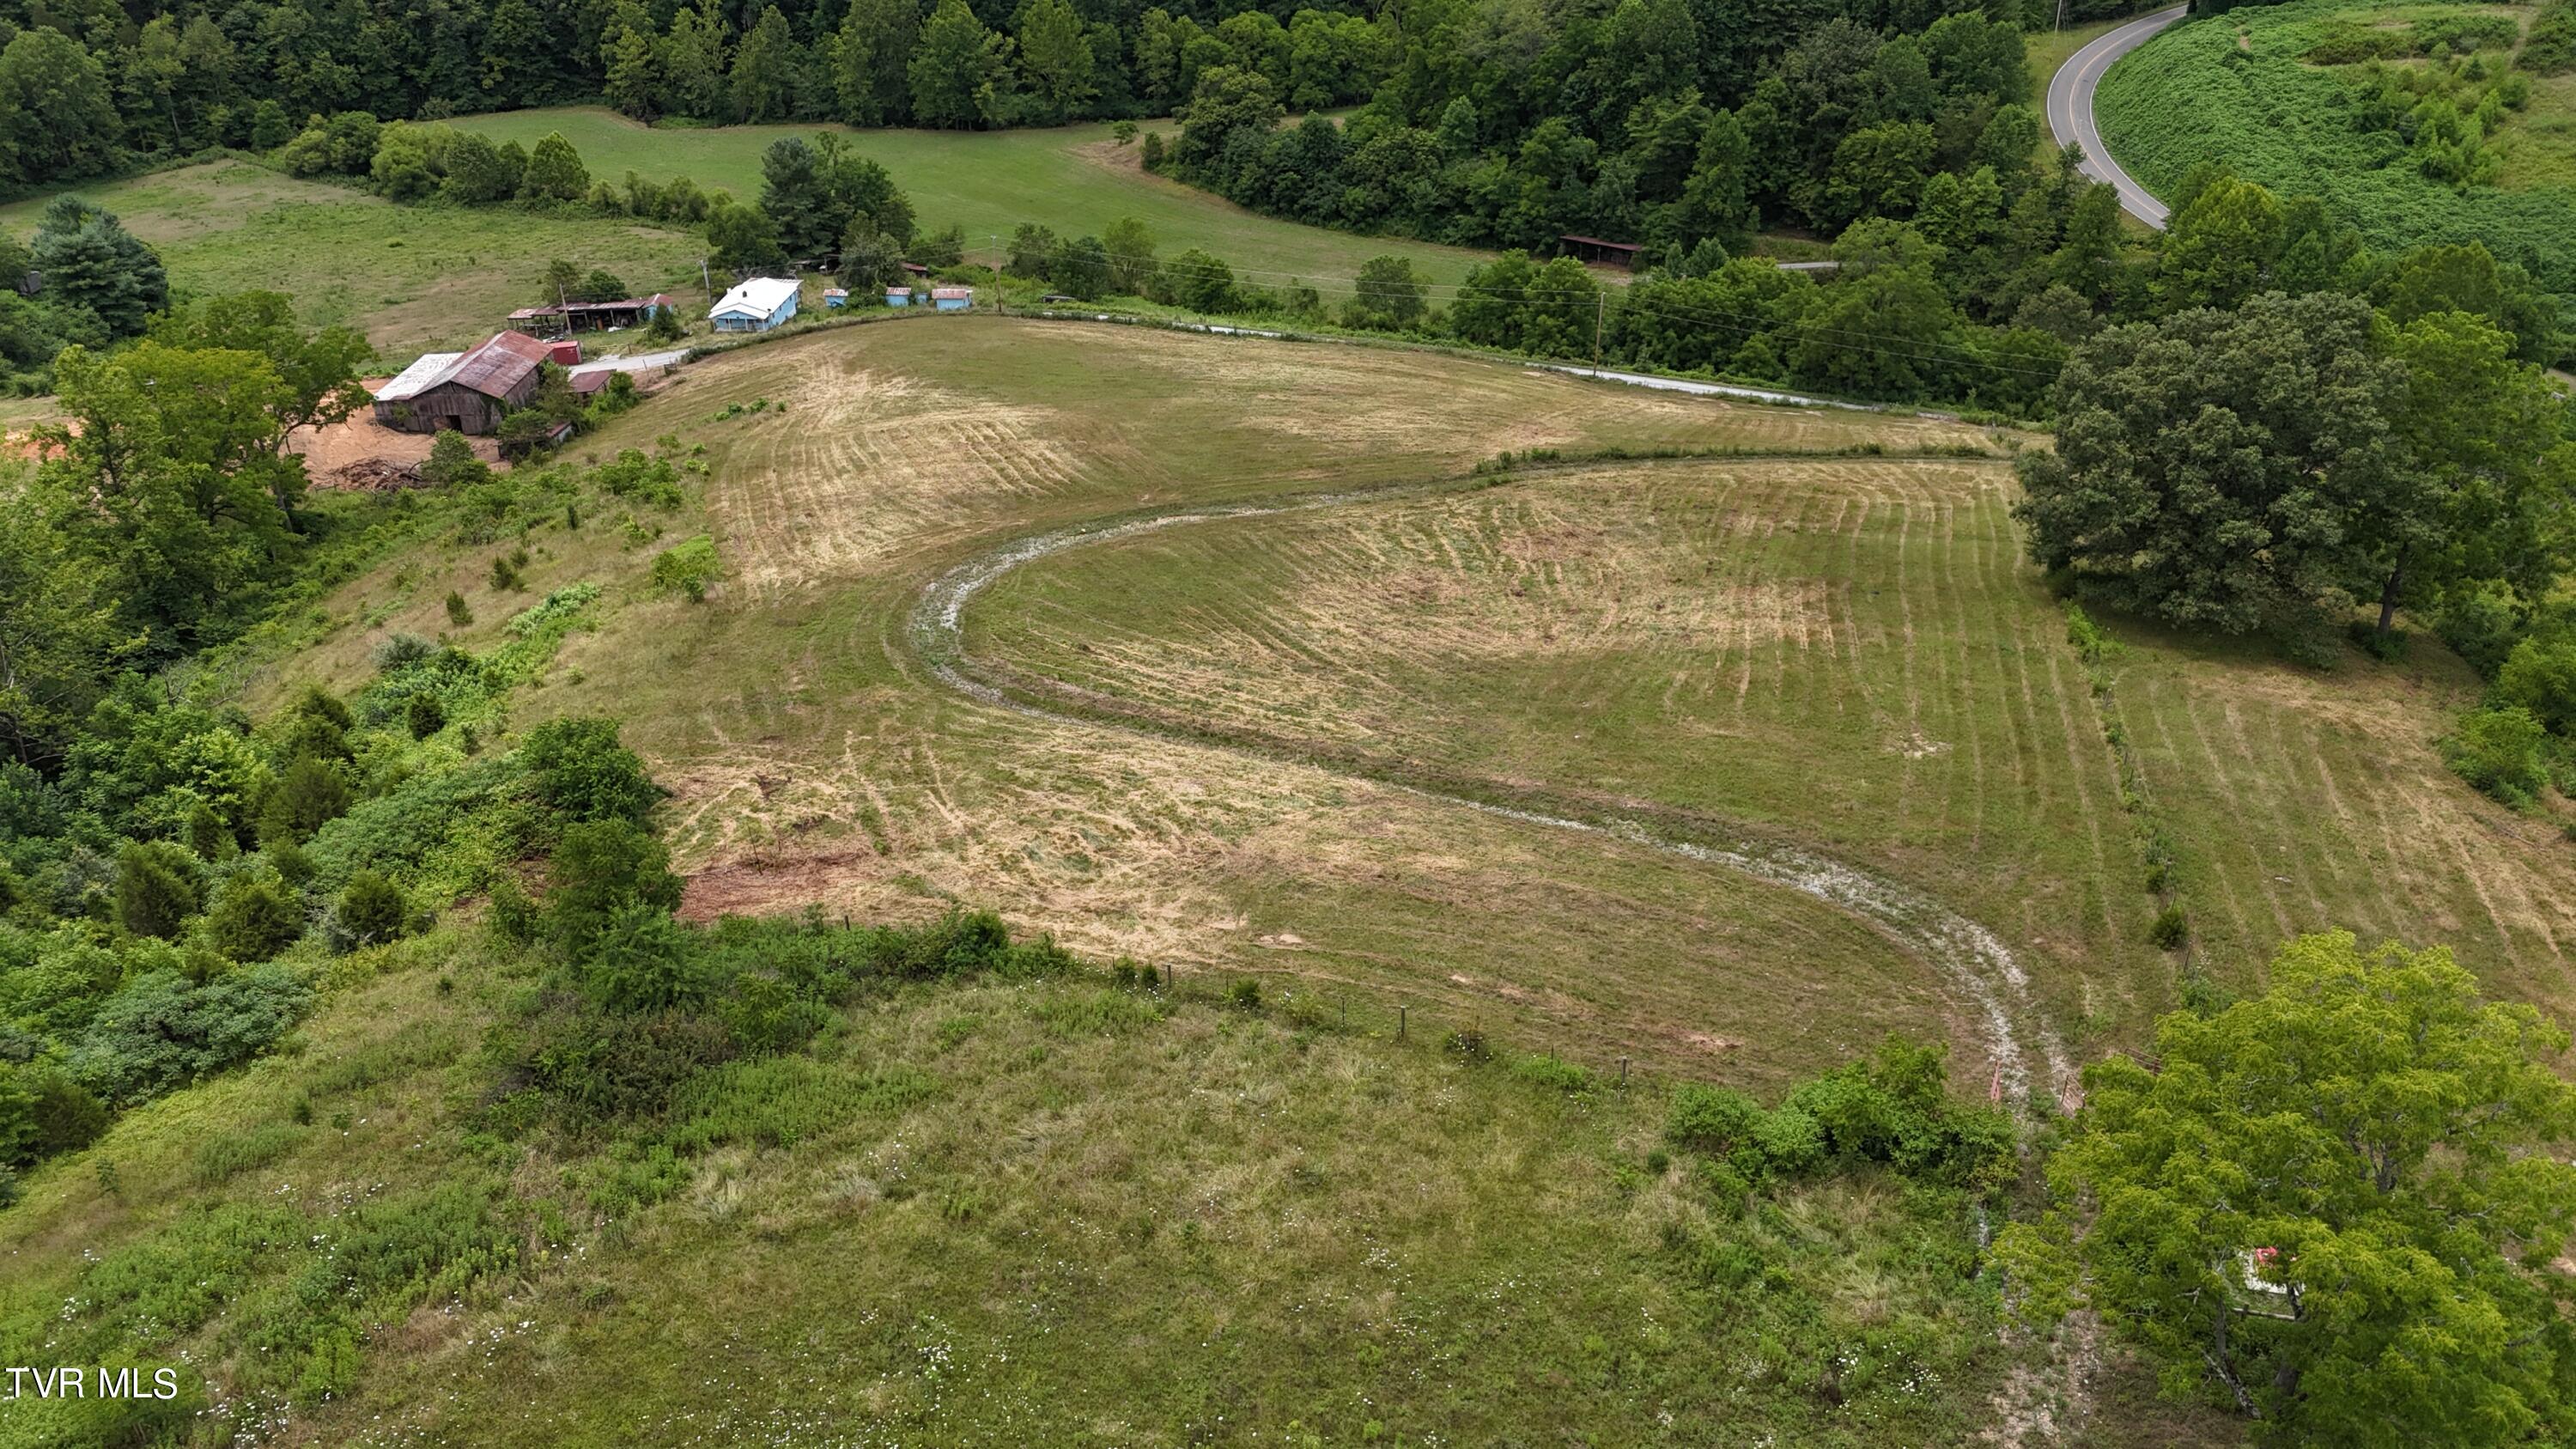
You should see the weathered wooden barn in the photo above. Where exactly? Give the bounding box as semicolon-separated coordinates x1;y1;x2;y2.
371;331;552;435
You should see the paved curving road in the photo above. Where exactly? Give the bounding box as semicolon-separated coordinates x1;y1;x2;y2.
2045;5;2190;229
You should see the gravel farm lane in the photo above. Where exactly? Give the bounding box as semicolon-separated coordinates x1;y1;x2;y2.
2045;4;2190;229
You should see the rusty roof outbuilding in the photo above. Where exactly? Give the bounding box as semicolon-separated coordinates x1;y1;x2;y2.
374;331;552;404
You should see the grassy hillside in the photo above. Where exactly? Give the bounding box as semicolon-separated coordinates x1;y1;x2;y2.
249;316;2576;1074
13;316;2549;1443
255;315;2007;1089
447;107;1496;288
1;914;2177;1448
2094;0;2576;289
963;442;2576;1044
0;162;707;359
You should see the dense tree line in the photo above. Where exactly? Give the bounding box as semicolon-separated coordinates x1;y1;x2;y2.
0;0;2147;185
1155;3;2039;255
0;0;1414;177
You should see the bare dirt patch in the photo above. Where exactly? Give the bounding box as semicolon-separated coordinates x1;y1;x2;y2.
291;396;501;487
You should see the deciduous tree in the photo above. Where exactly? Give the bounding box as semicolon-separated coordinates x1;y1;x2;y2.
2015;291;2401;636
1997;933;2576;1444
909;0;1009;128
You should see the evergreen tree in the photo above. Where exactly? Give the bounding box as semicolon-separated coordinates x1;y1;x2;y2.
32;199;167;338
337;870;405;946
760;136;833;258
115;840;201;939
204;870;303;963
258;755;351;845
729;6;806;124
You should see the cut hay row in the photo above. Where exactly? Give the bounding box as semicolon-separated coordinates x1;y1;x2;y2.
2116;642;2576;1001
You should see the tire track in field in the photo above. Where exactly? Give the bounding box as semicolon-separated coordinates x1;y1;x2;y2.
907;465;2078;1110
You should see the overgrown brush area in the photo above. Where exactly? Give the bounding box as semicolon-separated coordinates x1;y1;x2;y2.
1;897;2056;1447
2096;0;2576;292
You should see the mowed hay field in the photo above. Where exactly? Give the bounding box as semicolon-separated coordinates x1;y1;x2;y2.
258;315;2016;1087
252;312;2573;1086
965;456;2172;1052
963;447;2576;1044
0;162;707;357
2109;629;2576;1003
451;107;1495;285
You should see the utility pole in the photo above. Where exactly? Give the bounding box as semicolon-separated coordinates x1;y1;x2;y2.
1593;289;1605;364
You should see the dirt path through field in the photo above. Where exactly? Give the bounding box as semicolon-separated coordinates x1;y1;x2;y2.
907;463;2079;1111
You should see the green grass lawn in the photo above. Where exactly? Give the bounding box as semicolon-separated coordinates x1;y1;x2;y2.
449;107;1497;289
2094;0;2576;289
0;161;708;361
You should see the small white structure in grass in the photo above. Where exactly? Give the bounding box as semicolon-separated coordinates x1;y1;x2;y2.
708;277;800;332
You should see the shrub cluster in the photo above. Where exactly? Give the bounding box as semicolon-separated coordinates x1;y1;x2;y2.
1664;1036;2013;1200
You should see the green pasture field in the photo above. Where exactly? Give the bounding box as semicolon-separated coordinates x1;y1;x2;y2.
0;161;708;359
449;107;1496;288
2093;0;2576;289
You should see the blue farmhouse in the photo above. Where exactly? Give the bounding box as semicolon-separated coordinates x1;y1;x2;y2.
708;277;800;332
932;287;974;312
